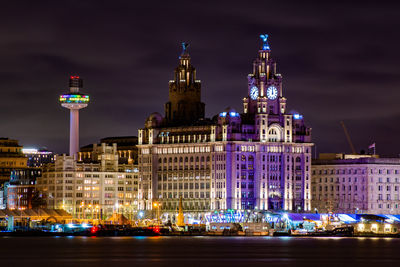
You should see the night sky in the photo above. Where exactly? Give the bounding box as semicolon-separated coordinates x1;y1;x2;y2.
2;1;400;157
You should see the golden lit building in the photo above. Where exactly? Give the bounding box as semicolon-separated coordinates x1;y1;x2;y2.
0;138;27;184
37;143;139;219
79;136;138;164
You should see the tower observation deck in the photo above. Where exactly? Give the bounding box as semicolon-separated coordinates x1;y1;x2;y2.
59;76;90;157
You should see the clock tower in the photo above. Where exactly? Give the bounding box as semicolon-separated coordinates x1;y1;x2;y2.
243;34;286;117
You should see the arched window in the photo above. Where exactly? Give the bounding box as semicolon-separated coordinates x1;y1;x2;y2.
268;127;280;142
163;158;167;163
296;157;301;163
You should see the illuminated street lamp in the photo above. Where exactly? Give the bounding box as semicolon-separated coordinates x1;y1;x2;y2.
95;205;100;222
124;202;131;221
88;204;93;220
115;203;120;214
80;202;85;221
153;202;162;224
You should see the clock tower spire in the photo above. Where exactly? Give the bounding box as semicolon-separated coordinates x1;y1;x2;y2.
243;34;285;116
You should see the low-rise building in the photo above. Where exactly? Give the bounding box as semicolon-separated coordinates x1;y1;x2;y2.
312;154;400;214
36;143;139;219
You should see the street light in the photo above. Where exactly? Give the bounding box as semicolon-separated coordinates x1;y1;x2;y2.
153;202;161;224
88;204;93;220
115;203;120;214
95;205;100;222
80;202;85;221
124;202;131;222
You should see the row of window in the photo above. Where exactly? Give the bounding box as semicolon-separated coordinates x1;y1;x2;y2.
157;182;210;190
55;192;135;198
314;169;400;175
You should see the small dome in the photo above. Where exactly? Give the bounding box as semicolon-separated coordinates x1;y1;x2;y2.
224;107;237;113
219;107;240;118
145;112;163;128
147;112;163;121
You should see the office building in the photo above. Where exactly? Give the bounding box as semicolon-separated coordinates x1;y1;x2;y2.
312;154;400;214
79;136;138;164
137;36;313;218
36;143;138;219
22;148;55;167
0;138;27;184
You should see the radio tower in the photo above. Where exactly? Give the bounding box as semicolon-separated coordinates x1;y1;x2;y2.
59;76;90;157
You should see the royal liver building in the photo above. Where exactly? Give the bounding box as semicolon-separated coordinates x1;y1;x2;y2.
138;36;313;216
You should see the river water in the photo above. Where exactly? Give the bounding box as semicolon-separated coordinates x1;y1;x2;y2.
1;236;398;266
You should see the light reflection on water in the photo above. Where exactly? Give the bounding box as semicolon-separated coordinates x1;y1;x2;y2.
2;235;399;266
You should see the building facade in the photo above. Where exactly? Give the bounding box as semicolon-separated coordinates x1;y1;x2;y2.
5;167;43;210
79;136;138;164
36;143;138;219
312;154;400;214
7;185;36;210
0;138;27;184
138;36;313;216
22;148;55;168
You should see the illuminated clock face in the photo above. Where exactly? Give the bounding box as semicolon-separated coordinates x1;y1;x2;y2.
267;86;278;100
250;86;259;100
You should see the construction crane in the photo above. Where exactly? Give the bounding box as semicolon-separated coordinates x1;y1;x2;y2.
340;121;357;154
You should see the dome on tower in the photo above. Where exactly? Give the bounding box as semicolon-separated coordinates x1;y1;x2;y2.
145;112;163;128
219;107;240;118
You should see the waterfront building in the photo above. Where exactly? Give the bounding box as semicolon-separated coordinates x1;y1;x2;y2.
7;185;36;210
6;167;42;210
22;148;55;167
59;76;90;157
36;143;139;219
0;139;44;209
137;36;312;218
0;138;27;184
79;136;138;164
312;153;400;214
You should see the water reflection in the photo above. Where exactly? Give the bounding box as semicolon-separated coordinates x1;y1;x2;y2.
0;236;399;266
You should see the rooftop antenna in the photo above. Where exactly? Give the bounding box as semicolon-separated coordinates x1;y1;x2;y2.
340;121;357;154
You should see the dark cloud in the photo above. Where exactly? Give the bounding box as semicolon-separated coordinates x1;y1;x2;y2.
1;0;400;156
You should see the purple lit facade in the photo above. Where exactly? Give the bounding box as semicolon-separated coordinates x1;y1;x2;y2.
312;155;400;214
138;36;313;216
